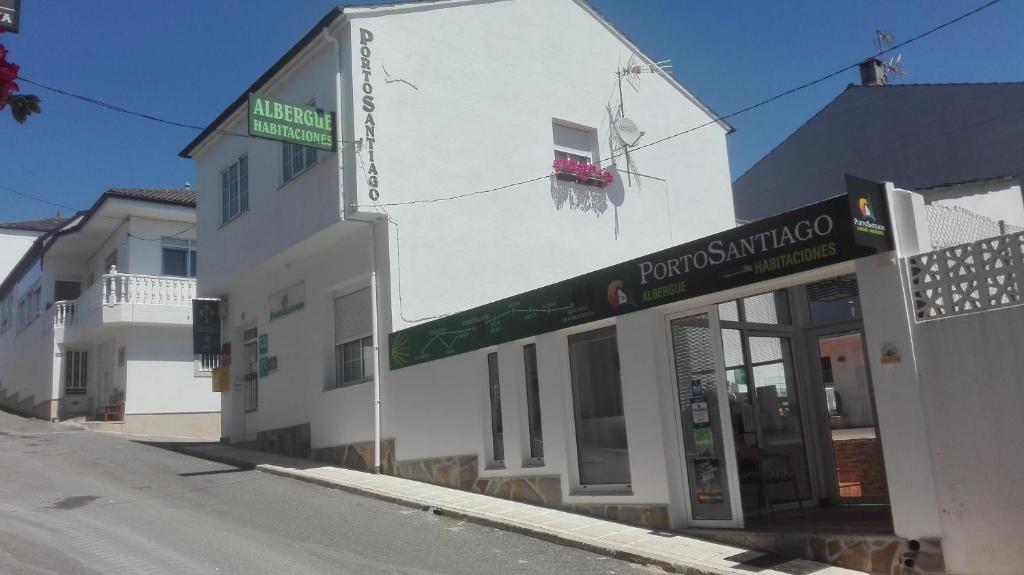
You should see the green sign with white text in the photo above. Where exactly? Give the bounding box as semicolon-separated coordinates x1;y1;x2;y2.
248;94;336;152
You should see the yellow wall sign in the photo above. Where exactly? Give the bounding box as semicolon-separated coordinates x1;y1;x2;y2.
212;366;230;392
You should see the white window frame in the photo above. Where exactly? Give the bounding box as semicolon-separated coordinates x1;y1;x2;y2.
161;238;197;278
330;287;373;390
552;120;597;165
0;294;12;334
282;100;319;185
485;351;505;468
221;155;249;224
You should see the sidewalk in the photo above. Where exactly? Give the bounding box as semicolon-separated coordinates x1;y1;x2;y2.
176;443;860;575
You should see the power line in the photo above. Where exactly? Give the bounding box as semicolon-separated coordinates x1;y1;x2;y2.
16;76;362;145
357;0;1002;209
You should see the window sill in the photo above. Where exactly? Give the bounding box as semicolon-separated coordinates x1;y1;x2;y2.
323;378;372;392
522;458;545;469
218;209;250;230
484;462;506;471
569;485;633;497
278;161;321;192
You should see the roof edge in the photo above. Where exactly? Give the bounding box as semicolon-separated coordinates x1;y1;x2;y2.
179;6;346;158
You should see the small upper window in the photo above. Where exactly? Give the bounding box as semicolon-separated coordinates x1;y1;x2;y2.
553;122;596;164
282;100;319;184
221;155;249;224
161;238;197;278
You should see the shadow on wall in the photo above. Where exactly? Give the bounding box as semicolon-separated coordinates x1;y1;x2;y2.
550;178;612;216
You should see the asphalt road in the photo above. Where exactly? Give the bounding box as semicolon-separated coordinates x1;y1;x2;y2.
0;411;660;575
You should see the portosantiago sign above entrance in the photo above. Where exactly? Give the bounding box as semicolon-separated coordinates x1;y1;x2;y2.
248;94;336;152
389;176;892;371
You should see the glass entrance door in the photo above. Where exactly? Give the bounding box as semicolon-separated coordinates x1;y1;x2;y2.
814;330;889;503
668;311;742;527
723;329;813;517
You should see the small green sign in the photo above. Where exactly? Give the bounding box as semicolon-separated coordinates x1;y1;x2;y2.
248;94;336;152
258;334;268;356
259;357;269;378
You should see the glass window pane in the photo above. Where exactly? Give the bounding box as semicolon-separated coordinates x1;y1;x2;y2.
162;249;188;277
749;336;783;364
221;170;230;222
229;163;239;216
282;144;292;182
806;275;862;325
362;337;374;378
523;344;543;460
742;291;791;325
722;328;744;368
305;145;317;168
718;300;740;322
568;326;630;486
487;353;504;463
239;156;249;212
189;250;197;277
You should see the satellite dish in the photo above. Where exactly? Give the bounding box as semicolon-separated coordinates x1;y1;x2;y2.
613;117;645;147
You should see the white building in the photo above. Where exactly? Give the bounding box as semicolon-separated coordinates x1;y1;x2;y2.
732;72;1024;227
0;188;220;438
182;3;1022;574
0;216;65;283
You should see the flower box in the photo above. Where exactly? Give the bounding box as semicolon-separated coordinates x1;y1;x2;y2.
552;159;613;189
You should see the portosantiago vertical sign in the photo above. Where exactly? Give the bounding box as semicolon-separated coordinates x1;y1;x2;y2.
248;94;336;152
0;0;20;33
389;180;894;371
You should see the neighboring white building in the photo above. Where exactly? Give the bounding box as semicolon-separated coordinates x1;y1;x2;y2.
732;73;1024;224
181;0;733;455
0;216;66;283
0;188;220;439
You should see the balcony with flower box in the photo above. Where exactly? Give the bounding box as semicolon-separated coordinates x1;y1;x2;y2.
53;267;197;342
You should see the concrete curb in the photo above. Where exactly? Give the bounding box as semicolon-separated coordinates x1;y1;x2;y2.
170;443;796;575
255;464;716;575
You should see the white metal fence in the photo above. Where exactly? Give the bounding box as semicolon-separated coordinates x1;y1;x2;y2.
925;203;1024;249
907;231;1024;321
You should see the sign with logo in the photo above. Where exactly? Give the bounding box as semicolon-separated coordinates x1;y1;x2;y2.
248;94;336;152
212;366;230;393
0;0;20;33
846;175;894;254
269;282;306;321
389;179;893;370
192;299;221;356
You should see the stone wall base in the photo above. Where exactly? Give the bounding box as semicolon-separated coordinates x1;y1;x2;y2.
123;412;221;439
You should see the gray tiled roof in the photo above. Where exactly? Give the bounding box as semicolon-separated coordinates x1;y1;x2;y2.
106;188;196;206
0;216;68;232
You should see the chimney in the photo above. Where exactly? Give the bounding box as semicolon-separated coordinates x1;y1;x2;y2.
859;58;886;86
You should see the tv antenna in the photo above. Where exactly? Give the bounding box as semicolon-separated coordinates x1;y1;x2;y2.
610;55;670;187
873;30;906;83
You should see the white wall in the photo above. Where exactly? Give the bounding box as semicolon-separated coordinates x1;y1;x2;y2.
124;325;219;415
0;229;39;283
912;306;1024;575
343;0;734;330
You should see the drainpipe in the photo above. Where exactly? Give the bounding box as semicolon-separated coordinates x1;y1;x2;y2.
322;26;383;474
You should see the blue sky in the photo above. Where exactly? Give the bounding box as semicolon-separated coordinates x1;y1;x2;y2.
0;0;1020;222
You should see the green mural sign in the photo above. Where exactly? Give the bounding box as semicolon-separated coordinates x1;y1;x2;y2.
248;94;336;152
388;179;892;371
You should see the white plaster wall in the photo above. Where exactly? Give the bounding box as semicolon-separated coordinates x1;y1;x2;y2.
218;228;372;442
0;230;39;283
0;304;55;409
193;42;342;297
127;217;197;276
733;84;1024;221
86;220;128;278
912;306;1024;575
345;0;734;330
921;178;1024;229
124;325;219;415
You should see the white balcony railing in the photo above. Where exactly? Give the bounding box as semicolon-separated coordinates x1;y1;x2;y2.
53;267;197;328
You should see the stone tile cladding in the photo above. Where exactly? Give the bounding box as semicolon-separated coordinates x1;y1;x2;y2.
697;531;944;575
251;422;311;458
238;431;940;573
313;439;396;475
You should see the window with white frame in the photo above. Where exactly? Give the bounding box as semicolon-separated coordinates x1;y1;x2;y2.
332;287;373;389
65;350;88;395
161;238;197;277
282;100;319;183
487;352;505;465
17;284;41;331
221;155;249;224
553;121;596;165
0;294;12;334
